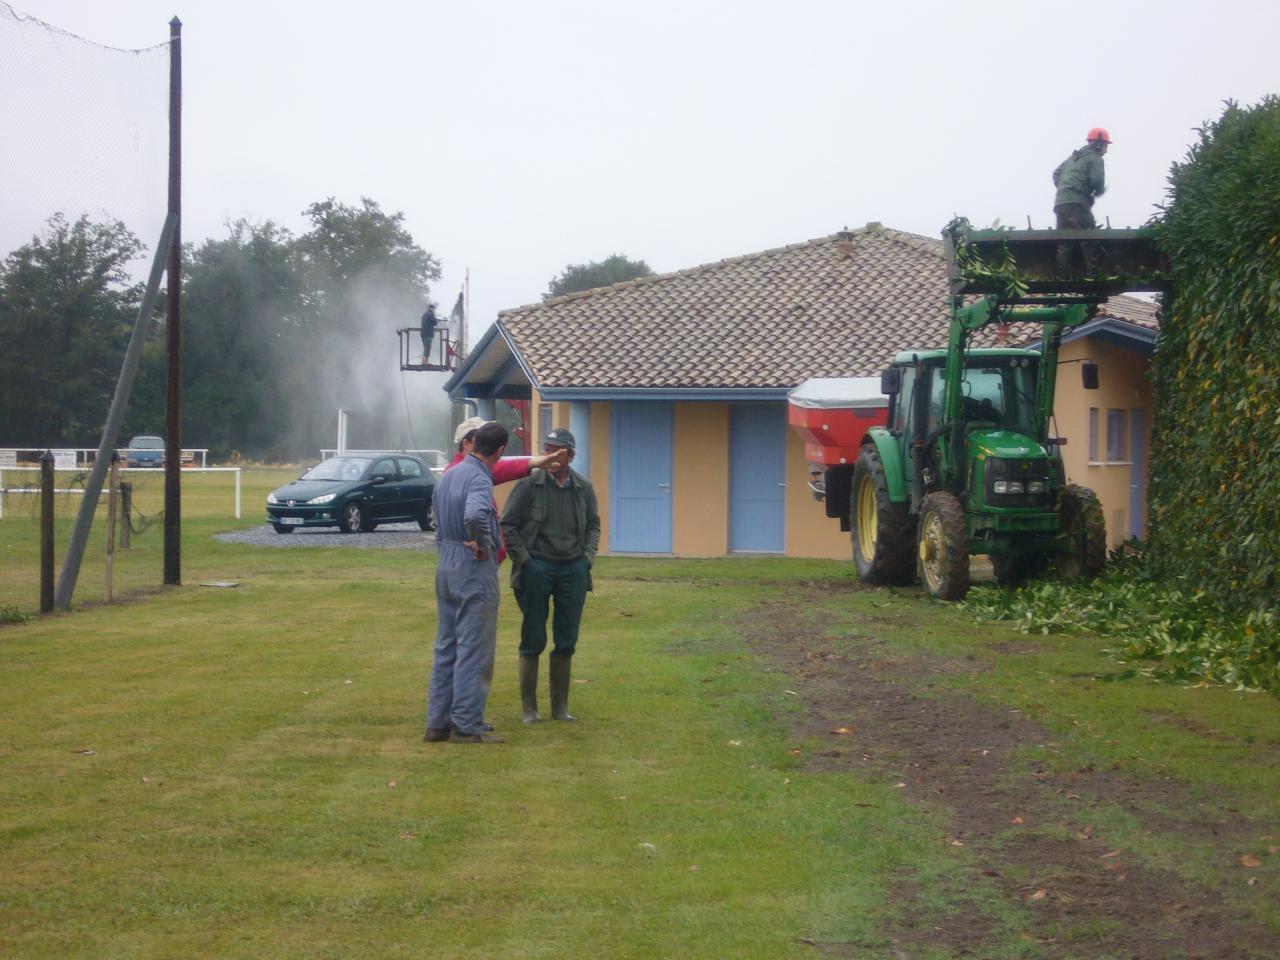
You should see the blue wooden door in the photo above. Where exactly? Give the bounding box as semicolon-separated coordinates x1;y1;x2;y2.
610;402;673;552
729;404;786;553
1129;408;1146;539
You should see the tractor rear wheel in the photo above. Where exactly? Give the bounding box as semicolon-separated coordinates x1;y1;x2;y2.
851;445;915;585
1055;484;1106;580
917;491;970;601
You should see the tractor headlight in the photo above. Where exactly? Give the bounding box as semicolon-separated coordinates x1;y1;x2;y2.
1027;480;1047;494
267;492;279;504
993;480;1025;495
310;493;337;504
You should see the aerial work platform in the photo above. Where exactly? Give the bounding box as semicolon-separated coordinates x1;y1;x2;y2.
398;327;459;372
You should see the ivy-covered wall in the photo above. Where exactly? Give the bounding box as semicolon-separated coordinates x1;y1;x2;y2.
1150;97;1280;616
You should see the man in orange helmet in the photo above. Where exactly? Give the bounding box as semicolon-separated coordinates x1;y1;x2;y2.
1053;128;1111;275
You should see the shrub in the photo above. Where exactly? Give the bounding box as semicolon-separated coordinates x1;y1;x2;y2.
0;604;29;626
964;545;1280;693
1149;97;1280;617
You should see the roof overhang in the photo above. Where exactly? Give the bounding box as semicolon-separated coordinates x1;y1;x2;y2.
535;386;793;401
1022;317;1157;356
444;322;538;400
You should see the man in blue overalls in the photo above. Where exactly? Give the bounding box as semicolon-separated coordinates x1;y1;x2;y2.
425;421;509;744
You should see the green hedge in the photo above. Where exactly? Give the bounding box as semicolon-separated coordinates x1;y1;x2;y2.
1151;97;1280;618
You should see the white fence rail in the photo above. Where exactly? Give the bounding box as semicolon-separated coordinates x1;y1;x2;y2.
0;467;241;519
0;447;210;469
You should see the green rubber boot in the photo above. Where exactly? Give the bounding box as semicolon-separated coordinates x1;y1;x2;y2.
519;655;541;724
549;652;577;721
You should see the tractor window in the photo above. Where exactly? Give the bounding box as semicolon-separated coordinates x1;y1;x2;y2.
892;367;916;434
960;360;1038;434
927;370;946;432
961;368;1006;422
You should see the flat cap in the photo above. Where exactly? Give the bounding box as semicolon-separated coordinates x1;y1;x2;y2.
453;416;489;445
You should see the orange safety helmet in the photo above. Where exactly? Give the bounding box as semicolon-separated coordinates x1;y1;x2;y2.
1087;127;1112;144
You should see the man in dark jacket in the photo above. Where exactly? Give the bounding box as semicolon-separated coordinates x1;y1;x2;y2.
500;427;601;723
419;303;438;364
1053;128;1111;275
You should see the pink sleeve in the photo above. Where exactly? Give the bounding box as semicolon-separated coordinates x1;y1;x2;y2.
492;457;532;484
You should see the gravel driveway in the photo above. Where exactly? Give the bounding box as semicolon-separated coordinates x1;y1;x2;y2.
215;523;439;551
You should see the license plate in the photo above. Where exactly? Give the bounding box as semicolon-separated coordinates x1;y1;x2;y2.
280;517;303;525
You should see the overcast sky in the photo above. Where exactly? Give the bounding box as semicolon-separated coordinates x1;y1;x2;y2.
3;0;1277;344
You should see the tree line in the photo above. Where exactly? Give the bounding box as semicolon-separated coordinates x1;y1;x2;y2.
0;198;651;462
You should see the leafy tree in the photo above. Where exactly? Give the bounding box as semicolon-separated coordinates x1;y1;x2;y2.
296;197;440;329
283;198;442;455
0;214;145;445
171;221;305;459
0;197;444;460
546;253;653;298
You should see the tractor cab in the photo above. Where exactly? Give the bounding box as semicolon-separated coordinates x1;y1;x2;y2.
881;346;1067;542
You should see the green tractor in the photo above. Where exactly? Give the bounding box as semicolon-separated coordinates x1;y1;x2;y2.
851;219;1166;600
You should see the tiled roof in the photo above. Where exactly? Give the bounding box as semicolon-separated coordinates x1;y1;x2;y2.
497;224;1158;390
1000;294;1160;348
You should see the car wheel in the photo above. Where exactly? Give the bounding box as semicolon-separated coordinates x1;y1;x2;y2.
417;500;434;532
338;501;366;534
271;523;295;535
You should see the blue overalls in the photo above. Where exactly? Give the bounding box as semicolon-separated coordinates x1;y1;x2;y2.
425;455;500;736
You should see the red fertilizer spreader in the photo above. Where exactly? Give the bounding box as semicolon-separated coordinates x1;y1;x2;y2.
787;377;888;467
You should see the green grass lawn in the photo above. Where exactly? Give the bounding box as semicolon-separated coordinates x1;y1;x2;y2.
1;493;1278;957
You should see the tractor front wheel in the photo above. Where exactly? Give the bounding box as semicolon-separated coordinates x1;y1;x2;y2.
851;445;915;585
917;491;970;601
1055;484;1106;580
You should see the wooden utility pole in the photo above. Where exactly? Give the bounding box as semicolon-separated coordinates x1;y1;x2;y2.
163;16;183;586
40;451;54;614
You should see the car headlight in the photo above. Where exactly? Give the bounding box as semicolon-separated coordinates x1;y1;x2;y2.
267;492;279;504
309;493;336;504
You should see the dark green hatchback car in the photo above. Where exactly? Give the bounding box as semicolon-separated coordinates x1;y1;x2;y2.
266;454;434;534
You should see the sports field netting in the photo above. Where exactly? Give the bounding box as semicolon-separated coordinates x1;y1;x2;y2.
0;2;169;265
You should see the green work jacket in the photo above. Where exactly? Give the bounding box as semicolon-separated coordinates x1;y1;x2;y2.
1053;143;1107;209
500;468;601;591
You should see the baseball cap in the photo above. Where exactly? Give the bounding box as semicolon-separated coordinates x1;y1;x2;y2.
543;427;576;450
453;416;489;445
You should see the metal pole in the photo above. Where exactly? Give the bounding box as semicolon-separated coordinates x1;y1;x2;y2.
40;451;54;614
163;16;183;586
234;468;241;519
53;214;177;611
105;454;119;604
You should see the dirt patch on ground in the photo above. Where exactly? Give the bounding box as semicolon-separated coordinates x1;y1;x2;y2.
739;593;1280;959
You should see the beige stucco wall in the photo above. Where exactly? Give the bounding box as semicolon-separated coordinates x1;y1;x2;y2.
1053;338;1153;546
785;424;853;559
672;403;729;556
589;401;612;553
529;345;1150;560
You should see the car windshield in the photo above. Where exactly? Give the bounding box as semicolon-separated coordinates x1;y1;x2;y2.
131;437;164;449
301;457;370;481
